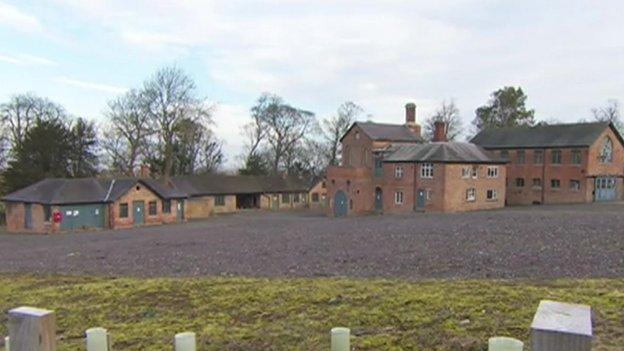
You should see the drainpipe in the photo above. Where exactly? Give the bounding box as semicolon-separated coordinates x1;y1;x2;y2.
541;148;546;204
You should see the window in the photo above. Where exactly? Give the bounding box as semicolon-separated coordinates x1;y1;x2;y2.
293;193;300;203
532;178;542;188
215;195;225;206
162;200;171;213
282;193;290;203
551;150;562;164
119;203;129;218
515;178;525;187
43;205;52;221
466;188;476;202
355;131;360;140
517;150;525;164
601;137;613;163
374;154;384;177
421;163;434;178
321;181;326;189
426;189;432;201
148;201;157;216
533;150;544;164
500;150;509;160
571;150;582;165
486;189;498;200
487;166;499;178
472;166;478;179
312;193;319;202
395;165;404;179
551;179;561;189
570;179;581;191
461;166;471;179
394;191;404;204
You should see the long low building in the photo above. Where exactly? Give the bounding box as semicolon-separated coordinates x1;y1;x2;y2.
2;174;313;234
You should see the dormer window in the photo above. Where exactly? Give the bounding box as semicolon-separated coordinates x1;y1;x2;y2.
601;137;613;163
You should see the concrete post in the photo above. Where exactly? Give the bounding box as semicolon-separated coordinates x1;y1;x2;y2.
174;332;196;351
488;336;523;351
330;327;350;351
8;307;56;351
86;328;110;351
531;300;592;351
5;336;9;351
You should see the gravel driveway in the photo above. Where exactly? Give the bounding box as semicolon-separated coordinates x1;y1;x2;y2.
1;203;623;279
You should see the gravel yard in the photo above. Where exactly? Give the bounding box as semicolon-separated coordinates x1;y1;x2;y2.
0;202;623;279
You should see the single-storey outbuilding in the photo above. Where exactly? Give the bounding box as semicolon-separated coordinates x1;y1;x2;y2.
3;177;186;234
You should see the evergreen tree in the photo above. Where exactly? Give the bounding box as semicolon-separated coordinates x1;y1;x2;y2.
473;87;535;132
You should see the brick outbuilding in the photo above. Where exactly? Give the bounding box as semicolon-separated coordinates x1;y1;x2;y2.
472;122;624;204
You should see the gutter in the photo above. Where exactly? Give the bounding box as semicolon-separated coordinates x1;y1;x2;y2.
104;179;116;202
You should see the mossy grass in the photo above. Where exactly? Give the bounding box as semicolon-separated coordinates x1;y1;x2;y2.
0;275;622;350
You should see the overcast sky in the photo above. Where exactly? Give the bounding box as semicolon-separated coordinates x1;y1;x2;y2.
1;0;623;169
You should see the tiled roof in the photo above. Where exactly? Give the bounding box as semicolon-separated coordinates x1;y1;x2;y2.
342;122;424;143
383;142;505;164
171;174;310;197
471;122;620;149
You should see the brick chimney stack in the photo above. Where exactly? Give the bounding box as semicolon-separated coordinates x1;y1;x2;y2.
139;164;151;178
405;102;421;138
433;120;448;142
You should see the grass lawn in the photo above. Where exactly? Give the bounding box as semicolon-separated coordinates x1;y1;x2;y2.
0;276;622;350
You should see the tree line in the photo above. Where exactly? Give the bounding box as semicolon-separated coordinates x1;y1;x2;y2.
0;66;621;195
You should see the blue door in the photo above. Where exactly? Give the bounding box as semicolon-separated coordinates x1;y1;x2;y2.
24;203;32;229
374;187;383;213
595;177;616;201
417;189;426;209
133;201;145;226
333;191;348;217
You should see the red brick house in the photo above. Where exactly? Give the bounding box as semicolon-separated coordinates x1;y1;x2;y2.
326;103;506;216
471;122;624;204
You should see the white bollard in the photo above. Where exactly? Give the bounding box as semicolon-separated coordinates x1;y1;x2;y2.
174;332;196;351
5;336;9;351
330;327;350;351
86;328;110;351
488;336;523;351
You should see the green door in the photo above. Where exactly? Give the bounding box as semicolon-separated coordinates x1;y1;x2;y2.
60;204;106;230
133;201;145;226
24;203;33;229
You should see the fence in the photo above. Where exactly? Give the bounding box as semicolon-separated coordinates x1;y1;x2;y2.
3;300;591;351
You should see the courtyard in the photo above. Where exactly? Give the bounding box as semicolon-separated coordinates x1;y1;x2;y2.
1;202;622;279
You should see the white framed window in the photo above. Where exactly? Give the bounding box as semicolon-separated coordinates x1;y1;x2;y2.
601;137;613;163
395;165;404;179
472;166;478;179
487;166;499;178
486;189;498;200
466;188;476;202
426;189;432;201
420;163;434;179
395;191;404;204
461;166;471;179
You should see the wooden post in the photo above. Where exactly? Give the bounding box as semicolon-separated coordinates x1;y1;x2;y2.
488;337;523;351
330;327;350;351
86;328;110;351
5;336;10;351
174;332;196;351
8;307;56;351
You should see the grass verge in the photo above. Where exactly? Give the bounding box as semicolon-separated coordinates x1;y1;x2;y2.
0;275;622;350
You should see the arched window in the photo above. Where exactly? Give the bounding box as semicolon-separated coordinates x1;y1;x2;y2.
601;137;613;163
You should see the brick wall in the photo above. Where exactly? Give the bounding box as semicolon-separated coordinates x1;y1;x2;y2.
308;180;328;209
443;164;506;212
326;166;374;216
4;202;50;233
383;162;416;214
341;125;374;168
110;184;178;229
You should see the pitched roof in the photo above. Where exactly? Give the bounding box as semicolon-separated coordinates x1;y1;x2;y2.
470;122;621;149
341;121;424;143
383;142;505;164
171;174;310;196
2;177;186;205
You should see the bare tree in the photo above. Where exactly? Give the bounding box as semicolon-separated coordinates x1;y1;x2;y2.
142;66;213;178
102;89;152;176
198;131;225;173
322;101;362;166
0;93;66;150
249;93;317;174
592;99;623;131
424;99;462;141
